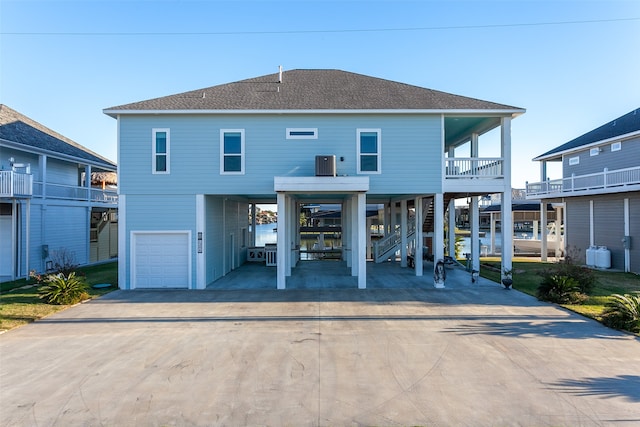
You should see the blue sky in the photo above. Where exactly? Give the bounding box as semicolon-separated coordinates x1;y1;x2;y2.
1;0;638;188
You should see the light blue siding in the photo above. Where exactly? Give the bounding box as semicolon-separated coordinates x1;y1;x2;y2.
119;114;443;196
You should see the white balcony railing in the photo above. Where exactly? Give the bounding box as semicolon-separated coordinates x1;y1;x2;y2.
526;166;640;197
445;158;503;179
0;171;33;198
31;181;118;204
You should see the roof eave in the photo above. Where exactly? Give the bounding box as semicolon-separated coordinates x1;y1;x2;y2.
0;139;117;171
104;108;526;118
532;129;640;162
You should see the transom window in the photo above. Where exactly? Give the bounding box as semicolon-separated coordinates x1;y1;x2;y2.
220;129;245;174
611;142;621;151
286;128;318;139
357;129;381;174
152;129;170;174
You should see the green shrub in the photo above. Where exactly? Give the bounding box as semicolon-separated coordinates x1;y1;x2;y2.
537;275;587;304
37;272;89;305
538;247;596;295
601;292;640;333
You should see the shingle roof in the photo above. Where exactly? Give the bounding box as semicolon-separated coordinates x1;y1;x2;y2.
534;108;640;161
0;105;116;170
105;69;523;113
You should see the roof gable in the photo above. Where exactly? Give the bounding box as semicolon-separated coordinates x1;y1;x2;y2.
0;105;116;170
535;108;640;160
105;69;523;113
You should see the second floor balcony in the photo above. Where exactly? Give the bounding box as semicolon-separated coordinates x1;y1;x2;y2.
444;157;505;192
526;166;640;198
0;170;33;198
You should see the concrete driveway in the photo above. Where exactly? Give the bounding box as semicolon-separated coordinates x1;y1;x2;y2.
1;265;639;426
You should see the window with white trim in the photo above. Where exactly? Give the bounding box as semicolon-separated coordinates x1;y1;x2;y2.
286;128;318;139
568;156;580;166
590;147;600;156
220;129;245;174
152;129;169;174
611;142;621;151
357;129;381;174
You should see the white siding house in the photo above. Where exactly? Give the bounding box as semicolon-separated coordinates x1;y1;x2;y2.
526;108;640;273
105;69;524;290
0;105;118;281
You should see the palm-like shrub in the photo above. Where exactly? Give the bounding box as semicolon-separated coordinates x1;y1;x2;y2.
537;275;587;304
601;292;640;333
37;272;89;305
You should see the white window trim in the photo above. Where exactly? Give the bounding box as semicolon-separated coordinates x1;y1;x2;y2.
589;147;600;156
286;128;318;139
220;129;245;175
356;128;382;174
611;141;622;151
568;156;580;166
152;128;170;174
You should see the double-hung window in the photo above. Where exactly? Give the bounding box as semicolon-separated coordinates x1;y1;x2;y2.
220;129;245;174
152;129;170;174
357;129;381;174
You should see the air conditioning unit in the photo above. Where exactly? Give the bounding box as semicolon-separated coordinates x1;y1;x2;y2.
315;155;336;177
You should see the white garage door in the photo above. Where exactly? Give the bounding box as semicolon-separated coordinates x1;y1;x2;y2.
133;232;190;288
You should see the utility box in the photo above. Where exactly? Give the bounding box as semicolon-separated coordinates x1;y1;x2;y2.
622;235;632;250
315;155;336;177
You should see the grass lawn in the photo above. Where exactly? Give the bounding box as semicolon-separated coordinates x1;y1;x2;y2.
0;261;117;332
480;257;640;329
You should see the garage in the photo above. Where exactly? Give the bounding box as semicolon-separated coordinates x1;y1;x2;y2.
132;232;191;289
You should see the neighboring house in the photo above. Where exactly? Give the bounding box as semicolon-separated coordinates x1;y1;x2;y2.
0;105;118;281
526;108;640;273
104;69;524;290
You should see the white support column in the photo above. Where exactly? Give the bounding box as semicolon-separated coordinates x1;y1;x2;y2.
400;199;408;267
251;203;257;247
448;197;456;258
196;194;205;289
415;196;423;276
384;202;391;235
357;193;367;289
286;196;295;276
624;198;630;272
366;217;372;260
490;212;496;255
434;193;445;288
500;116;513;279
390;201;397;262
341;202;348;262
276;192;286;289
351;194;358;276
344;199;352;268
470;196;480;272
541;203;548;261
25;199;30;279
118;194;126;289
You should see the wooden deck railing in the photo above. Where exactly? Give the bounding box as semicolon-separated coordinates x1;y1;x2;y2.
526;166;640;197
445;158;503;179
0;171;33;197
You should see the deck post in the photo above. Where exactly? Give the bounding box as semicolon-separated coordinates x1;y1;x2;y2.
357;192;367;289
276;192;286;289
351;194;358;276
434;193;445;287
541;203;548;261
400;199;408;267
196;194;205;289
500;116;513;278
470;196;480;272
448;197;456;258
415;196;423;276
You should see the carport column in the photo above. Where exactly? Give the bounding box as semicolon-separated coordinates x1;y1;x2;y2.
500;116;513;279
434;192;445;263
390;201;397;262
400;199;408;267
345;198;352;268
286;196;295;276
415;196;423;276
540;203;548;261
448;197;456;258
276;192;286;289
251;203;257;247
490;212;496;255
118;194;127;289
357;192;367;289
470;196;480;272
196;194;205;289
351;194;358;276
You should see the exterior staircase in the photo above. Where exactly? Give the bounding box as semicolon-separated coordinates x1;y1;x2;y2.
373;194;454;263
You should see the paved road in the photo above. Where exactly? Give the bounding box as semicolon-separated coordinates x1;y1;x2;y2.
1;282;639;426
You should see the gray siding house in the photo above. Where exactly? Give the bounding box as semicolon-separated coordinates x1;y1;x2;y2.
105;69;524;290
526;108;640;273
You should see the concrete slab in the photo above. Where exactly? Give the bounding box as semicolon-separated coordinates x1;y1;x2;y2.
1;262;639;426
